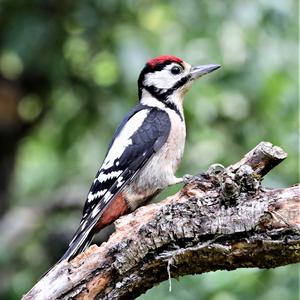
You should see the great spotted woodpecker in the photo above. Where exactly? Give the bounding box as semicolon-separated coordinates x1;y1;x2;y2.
60;55;220;261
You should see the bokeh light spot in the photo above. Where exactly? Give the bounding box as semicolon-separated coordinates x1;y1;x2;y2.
90;52;119;87
0;51;23;80
63;37;90;73
18;95;42;122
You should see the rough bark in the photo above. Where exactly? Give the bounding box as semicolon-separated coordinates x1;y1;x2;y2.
23;142;300;300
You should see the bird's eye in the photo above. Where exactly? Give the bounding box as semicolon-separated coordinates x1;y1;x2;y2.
170;66;182;75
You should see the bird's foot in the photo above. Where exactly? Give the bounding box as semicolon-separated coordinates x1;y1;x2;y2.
191;164;225;182
182;164;225;185
207;163;225;176
182;174;194;184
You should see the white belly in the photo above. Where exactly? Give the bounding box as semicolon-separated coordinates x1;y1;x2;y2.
126;109;186;209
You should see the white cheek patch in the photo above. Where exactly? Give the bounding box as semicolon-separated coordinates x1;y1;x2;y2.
102;109;149;169
144;62;191;90
144;69;179;89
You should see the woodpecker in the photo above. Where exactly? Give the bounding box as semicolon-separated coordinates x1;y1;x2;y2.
60;55;220;261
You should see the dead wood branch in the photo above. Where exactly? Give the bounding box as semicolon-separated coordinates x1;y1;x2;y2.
23;142;300;300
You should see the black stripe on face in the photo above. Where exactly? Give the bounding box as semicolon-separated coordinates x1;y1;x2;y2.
164;101;183;121
162;74;191;99
143;74;191;120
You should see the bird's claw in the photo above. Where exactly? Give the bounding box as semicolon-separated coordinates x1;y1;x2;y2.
182;174;194;184
183;164;225;185
207;163;225;176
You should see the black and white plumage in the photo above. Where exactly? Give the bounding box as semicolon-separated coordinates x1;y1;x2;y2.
59;55;221;262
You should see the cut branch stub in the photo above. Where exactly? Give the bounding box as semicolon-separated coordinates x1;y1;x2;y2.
229;141;287;176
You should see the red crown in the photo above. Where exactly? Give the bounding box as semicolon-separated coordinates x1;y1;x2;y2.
147;55;183;68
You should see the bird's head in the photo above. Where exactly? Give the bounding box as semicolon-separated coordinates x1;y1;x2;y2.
138;55;220;108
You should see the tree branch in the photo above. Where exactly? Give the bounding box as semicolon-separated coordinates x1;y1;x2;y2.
23;142;300;300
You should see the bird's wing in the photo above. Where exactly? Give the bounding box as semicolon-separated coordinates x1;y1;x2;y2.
61;106;171;261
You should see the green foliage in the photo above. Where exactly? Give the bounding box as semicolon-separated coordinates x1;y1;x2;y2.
140;266;299;300
0;0;298;299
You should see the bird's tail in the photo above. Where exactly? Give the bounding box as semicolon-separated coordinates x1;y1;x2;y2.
58;227;95;263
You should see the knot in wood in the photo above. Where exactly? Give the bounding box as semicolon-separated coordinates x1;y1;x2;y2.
220;174;240;207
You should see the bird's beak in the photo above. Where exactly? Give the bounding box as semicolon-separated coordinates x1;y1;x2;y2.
190;64;221;80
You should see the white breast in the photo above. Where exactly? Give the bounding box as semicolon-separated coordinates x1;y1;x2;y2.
127;108;186;208
158;108;186;175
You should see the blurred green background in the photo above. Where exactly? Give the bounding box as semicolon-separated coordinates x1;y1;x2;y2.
0;0;298;299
